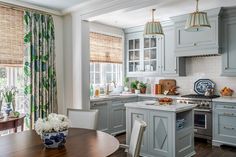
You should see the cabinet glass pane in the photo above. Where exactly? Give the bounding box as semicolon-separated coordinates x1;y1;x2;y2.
129;51;134;61
150;61;157;71
135;39;140;49
95;73;100;84
144;50;150;60
134;62;140;71
129;40;134;50
144;38;149;48
129;62;134;72
151;38;156;47
134;51;140;60
150;49;157;59
144;61;150;71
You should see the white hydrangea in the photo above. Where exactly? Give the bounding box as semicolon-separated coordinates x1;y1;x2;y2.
35;113;71;135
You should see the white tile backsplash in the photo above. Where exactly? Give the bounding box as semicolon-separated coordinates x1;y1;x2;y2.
131;56;236;96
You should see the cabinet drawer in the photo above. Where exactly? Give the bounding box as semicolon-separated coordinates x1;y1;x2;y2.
214;102;236;110
218;113;236;137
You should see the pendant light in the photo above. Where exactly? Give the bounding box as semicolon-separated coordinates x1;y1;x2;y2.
185;0;211;31
144;9;164;37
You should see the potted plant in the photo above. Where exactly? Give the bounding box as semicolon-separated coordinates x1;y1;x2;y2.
130;80;139;93
1;86;18;115
139;82;147;94
35;113;71;149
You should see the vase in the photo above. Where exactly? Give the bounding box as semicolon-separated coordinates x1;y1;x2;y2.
41;130;68;148
140;88;146;94
5;102;12;116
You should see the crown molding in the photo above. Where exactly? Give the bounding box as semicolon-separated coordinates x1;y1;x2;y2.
0;0;62;16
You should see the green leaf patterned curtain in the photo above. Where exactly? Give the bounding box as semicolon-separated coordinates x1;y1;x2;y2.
23;11;58;129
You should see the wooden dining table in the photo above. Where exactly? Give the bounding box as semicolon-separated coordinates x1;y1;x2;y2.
0;128;120;157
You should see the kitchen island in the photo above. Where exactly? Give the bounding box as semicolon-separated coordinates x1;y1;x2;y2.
125;101;196;157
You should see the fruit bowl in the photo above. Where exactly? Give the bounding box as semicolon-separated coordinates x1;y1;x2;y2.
220;87;234;97
158;97;173;105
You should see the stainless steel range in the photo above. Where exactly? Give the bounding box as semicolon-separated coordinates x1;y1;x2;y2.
177;94;220;141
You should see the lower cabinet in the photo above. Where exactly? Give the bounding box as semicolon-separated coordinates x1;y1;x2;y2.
213;102;236;146
91;101;111;133
91;97;137;135
148;111;174;157
126;108;149;154
126;108;195;157
110;100;126;134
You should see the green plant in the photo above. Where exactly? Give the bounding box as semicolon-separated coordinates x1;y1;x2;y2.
124;77;129;87
130;80;139;89
139;82;147;89
1;86;18;103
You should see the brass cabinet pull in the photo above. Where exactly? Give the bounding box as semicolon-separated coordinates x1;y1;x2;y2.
224;126;235;130
224;106;235;109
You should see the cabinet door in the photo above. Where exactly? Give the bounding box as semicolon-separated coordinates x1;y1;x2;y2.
162;26;177;75
126;34;142;74
110;101;126;134
126;108;148;153
143;37;160;73
222;17;236;76
91;101;110;133
149;111;174;157
213;109;236;145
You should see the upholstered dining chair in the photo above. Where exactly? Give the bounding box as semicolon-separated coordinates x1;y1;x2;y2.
67;108;99;130
120;119;147;157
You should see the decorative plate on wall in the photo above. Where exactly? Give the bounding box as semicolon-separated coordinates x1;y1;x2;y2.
194;79;215;95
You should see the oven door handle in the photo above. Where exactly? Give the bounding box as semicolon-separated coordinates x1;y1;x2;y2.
194;108;212;112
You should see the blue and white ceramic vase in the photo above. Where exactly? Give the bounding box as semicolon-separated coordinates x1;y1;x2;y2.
41;130;68;148
5;102;12;116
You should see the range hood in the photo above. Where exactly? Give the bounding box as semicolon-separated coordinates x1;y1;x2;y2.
171;8;222;57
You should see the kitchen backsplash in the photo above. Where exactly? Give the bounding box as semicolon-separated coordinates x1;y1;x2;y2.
130;56;236;96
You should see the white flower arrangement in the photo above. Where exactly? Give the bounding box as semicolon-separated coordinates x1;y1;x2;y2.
35;113;70;136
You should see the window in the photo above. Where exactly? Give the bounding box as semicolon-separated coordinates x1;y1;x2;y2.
0;67;25;113
89;32;123;91
90;62;123;86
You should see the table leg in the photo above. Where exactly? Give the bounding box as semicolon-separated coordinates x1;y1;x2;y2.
21;122;24;132
14;127;17;133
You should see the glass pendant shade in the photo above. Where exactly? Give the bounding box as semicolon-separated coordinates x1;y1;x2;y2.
144;9;164;36
185;0;211;32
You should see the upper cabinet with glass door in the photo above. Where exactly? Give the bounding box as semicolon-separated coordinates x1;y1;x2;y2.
127;33;141;74
125;25;186;77
143;37;159;73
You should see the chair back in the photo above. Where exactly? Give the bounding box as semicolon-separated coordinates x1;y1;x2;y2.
128;119;147;157
67;108;98;130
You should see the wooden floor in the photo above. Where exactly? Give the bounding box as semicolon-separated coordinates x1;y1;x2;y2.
110;133;236;157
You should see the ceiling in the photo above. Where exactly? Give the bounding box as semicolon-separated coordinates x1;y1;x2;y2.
90;0;236;28
17;0;92;11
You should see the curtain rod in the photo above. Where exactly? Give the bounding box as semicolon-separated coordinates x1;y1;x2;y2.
0;1;62;16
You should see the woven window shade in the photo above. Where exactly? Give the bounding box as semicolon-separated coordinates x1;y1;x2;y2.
0;6;24;67
90;32;123;63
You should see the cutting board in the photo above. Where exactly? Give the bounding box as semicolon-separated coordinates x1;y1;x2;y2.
159;79;176;94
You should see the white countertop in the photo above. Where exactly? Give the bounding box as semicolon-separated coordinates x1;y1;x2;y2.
90;94;181;102
213;97;236;103
125;101;196;112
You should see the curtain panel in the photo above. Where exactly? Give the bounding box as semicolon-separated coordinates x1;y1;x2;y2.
23;11;58;128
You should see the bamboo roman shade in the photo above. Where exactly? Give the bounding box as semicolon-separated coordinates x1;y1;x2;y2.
0;6;24;66
90;32;123;63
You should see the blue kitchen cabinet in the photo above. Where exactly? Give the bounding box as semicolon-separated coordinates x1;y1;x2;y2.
213;102;236;147
171;8;222;57
222;7;236;76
